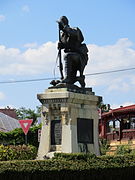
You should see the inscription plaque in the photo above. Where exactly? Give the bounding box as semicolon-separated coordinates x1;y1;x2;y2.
77;118;93;144
51;120;62;145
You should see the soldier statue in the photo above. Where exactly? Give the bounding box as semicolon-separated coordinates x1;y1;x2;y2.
51;16;89;88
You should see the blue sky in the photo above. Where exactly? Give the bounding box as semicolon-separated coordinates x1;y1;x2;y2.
0;0;135;110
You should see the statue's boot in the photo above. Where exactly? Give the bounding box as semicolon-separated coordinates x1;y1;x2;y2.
62;57;76;85
77;75;85;88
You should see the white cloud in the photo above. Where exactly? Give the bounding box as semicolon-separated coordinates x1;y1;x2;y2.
0;42;57;75
24;42;38;48
0;92;6;100
86;38;135;74
22;5;30;13
0;38;135;107
111;102;135;109
0;15;5;22
85;38;135;92
0;38;135;93
107;78;130;92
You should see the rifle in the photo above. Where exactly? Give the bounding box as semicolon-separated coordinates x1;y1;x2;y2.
58;28;64;80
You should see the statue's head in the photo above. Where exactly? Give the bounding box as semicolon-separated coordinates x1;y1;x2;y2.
58;16;69;26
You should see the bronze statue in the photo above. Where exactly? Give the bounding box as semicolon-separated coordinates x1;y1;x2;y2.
51;16;89;88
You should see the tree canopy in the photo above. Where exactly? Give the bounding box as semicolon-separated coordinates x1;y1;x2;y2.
15;106;41;125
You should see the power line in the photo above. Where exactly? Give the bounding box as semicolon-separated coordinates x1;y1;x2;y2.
0;77;54;84
85;67;135;76
0;67;135;84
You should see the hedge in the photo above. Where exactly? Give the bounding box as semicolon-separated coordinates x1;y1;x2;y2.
0;144;37;161
0;124;41;147
0;153;135;180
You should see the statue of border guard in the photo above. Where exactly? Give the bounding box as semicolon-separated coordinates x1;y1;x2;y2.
51;16;89;88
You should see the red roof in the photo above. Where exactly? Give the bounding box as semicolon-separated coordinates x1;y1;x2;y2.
102;104;135;119
0;108;17;119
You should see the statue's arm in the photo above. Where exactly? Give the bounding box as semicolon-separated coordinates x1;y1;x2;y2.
58;42;65;49
63;25;77;37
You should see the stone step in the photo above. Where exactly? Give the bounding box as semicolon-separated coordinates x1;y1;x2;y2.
120;140;129;145
109;146;117;151
106;139;135;155
106;151;115;156
130;144;135;149
132;139;135;145
110;140;130;146
110;140;120;146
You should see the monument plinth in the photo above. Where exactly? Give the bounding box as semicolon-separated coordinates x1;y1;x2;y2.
37;87;101;159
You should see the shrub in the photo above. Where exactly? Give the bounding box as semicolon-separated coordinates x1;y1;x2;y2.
0;154;135;180
99;138;109;155
0;144;37;161
116;145;132;155
0;124;41;147
130;150;135;155
53;152;96;161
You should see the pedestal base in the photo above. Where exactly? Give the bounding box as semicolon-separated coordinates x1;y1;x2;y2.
37;87;101;159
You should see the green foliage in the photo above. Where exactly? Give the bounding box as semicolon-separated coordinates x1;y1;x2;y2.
0;144;37;161
0;154;135;180
98;103;111;112
53;152;96;161
0;124;41;147
130;150;135;155
116;145;132;155
15;106;41;125
27;124;41;147
99;138;109;155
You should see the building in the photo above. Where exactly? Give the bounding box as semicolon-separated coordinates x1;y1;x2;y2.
99;105;135;141
0;112;20;132
0;108;17;119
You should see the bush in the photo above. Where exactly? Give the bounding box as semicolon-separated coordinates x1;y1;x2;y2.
0;144;37;161
99;138;109;155
130;150;135;155
116;145;132;155
0;154;135;180
53;152;96;161
0;124;41;147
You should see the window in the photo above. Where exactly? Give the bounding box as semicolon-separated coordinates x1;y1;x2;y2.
130;117;135;129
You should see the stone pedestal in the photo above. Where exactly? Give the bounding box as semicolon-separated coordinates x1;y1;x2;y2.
37;87;101;159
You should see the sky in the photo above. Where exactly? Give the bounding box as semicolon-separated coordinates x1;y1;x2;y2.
0;0;135;110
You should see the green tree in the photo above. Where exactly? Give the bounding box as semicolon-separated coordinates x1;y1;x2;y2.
15;106;41;125
98;103;111;113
